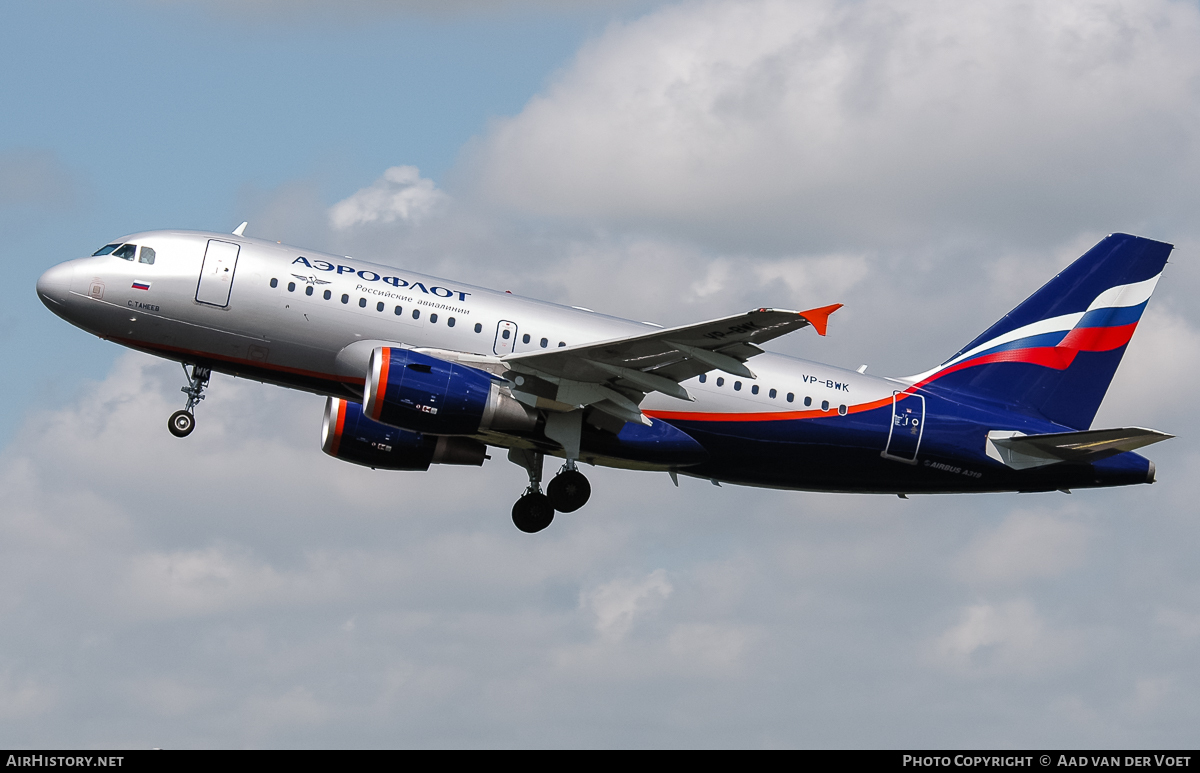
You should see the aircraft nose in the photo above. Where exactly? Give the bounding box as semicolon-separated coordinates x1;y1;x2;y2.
36;262;75;309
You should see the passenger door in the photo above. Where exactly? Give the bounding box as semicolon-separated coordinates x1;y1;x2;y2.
196;240;240;307
882;391;925;463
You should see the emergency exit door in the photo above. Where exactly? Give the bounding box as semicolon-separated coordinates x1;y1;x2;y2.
494;320;518;355
196;240;240;307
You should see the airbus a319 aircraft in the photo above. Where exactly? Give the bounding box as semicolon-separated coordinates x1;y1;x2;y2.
36;227;1174;532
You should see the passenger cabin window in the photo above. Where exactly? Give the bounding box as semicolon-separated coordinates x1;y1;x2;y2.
376;301;384;312
395;306;403;315
522;334;531;344
540;337;548;348
502;329;510;339
324;290;331;300
474;323;482;333
804;396;812;407
113;244;137;261
341;294;349;304
698;374;707;383
305;285;313;296
358;298;366;308
838;404;848;416
787;393;794;402
558;342;566;347
138;246;155;264
769;388;777;398
412;309;420;319
821;400;830;411
270;278;278;288
287;282;296;292
717;377;725;387
734;381;742;391
448;318;455;328
751;385;759;395
93;244;120;256
430;313;438;324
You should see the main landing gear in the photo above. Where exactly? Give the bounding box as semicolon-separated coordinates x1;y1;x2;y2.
508;449;592;534
547;461;591;513
168;364;210;438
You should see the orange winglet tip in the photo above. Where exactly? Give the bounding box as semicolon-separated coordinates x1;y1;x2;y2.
798;303;843;336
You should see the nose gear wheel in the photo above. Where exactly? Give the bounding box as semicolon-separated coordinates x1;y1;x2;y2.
168;410;195;437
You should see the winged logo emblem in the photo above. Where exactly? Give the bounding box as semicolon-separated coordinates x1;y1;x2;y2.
292;274;332;285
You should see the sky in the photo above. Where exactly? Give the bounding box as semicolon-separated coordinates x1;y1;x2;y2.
3;0;1200;749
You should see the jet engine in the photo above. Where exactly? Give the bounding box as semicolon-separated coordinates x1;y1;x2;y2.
363;347;535;435
322;397;488;470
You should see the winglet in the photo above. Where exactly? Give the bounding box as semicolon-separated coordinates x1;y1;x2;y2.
232;221;248;236
798;304;843;336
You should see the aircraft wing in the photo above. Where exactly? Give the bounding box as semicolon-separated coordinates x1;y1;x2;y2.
985;427;1174;470
501;305;841;425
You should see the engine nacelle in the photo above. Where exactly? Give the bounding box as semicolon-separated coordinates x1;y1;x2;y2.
322;397;487;470
363;347;535;435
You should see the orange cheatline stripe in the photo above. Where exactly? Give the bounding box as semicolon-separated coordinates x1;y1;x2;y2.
644;393;898;423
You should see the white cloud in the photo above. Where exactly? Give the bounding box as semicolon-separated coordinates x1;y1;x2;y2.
468;0;1200;248
1155;608;1200;640
581;569;673;640
0;672;57;720
329;166;447;230
933;599;1073;675
667;622;754;669
1129;677;1173;715
954;509;1093;584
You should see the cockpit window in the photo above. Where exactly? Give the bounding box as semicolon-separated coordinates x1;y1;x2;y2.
112;244;137;261
138;246;155;265
93;244;120;256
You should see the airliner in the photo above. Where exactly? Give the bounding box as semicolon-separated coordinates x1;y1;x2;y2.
35;226;1173;532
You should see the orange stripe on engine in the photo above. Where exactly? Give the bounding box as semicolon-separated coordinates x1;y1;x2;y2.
330;399;346;456
370;348;391;421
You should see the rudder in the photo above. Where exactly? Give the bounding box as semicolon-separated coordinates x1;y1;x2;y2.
909;234;1172;430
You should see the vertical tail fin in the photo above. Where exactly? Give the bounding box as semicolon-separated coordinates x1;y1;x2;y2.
909;234;1172;429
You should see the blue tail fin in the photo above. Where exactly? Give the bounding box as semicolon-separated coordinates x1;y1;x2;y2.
911;234;1172;429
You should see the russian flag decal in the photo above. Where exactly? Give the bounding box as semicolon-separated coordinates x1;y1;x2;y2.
131;282;151;291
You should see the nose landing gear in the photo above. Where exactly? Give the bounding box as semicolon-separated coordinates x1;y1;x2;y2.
168;364;210;438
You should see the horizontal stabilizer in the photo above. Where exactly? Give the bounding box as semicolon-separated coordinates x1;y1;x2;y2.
986;427;1173;470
